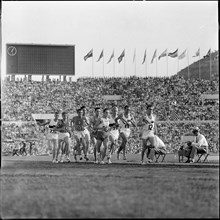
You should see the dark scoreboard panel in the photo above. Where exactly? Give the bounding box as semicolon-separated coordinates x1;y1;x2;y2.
6;44;75;75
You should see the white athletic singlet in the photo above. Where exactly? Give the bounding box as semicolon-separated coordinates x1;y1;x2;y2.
46;119;59;140
109;115;119;140
119;113;132;138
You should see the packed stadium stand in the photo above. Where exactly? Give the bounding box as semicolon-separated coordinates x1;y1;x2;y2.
2;75;219;155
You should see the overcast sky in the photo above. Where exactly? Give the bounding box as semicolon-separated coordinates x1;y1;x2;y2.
1;1;218;80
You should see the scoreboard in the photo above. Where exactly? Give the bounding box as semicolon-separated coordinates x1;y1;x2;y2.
6;44;75;75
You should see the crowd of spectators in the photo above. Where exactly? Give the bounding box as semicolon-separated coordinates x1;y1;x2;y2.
2;75;219;154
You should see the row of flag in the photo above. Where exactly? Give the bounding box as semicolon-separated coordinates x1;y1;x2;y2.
84;48;212;64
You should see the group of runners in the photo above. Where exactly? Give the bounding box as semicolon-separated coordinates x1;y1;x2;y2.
39;103;166;164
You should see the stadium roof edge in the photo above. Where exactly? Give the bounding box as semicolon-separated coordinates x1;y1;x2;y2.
6;43;75;47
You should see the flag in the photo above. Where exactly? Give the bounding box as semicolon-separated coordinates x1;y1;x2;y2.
118;50;125;63
84;49;93;61
142;49;146;64
178;49;187;60
158;49;167;60
214;53;219;60
193;48;200;57
133;49;136;63
107;50;114;64
169;110;179;121
203;49;211;58
97;50;103;62
151;49;157;64
168;49;178;58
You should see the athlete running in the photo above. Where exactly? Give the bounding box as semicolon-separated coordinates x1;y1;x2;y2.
93;108;111;164
116;105;136;160
71;108;90;162
54;111;71;163
38;111;60;163
89;107;102;163
138;103;166;164
106;106;120;164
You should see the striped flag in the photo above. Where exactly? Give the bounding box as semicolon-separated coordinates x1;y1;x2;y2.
178;49;187;60
84;49;93;61
142;49;146;64
158;49;167;60
168;49;178;58
169;110;179;121
118;50;125;63
97;50;103;62
133;49;136;63
107;50;114;64
193;48;200;57
151;49;157;64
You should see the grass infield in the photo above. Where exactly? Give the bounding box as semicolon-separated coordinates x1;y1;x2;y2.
1;154;219;218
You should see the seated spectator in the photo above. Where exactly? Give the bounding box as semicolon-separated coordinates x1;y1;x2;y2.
184;127;209;163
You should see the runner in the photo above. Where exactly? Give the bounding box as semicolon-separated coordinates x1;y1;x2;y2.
116;105;136;161
71;108;90;162
80;106;90;161
54;111;71;163
89;107;102;163
106;106;120;164
93;108;111;164
38;111;60;163
138;103;166;164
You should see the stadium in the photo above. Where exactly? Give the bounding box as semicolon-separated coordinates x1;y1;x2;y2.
1;42;219;218
1;1;220;219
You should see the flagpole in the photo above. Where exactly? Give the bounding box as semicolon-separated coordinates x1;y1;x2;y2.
113;50;115;77
166;54;168;77
177;58;179;74
92;54;94;78
199;52;201;79
187;49;190;80
124;50;126;78
103;53;104;77
134;49;136;76
156;56;158;77
145;58;147;77
210;49;212;80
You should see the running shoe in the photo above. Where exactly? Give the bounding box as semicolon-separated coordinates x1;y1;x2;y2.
108;159;112;164
84;155;89;161
94;160;99;164
59;155;64;163
147;159;153;163
190;159;195;163
100;161;105;165
141;161;145;165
